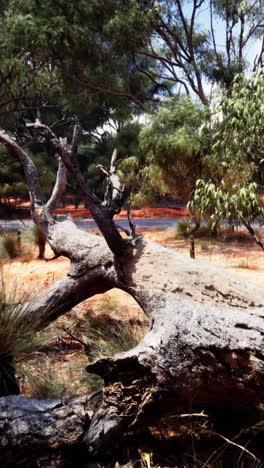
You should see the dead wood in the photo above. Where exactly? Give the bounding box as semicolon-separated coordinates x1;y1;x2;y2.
1;125;264;462
0;395;91;466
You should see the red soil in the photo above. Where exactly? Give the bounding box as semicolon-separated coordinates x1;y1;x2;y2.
54;206;188;219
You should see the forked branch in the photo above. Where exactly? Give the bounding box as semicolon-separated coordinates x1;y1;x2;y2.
25;121;131;256
97;148;125;214
46;155;67;214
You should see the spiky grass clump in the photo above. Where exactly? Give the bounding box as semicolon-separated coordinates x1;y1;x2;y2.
0;275;48;395
60;312;147;394
83;315;145;362
1;231;20;259
28;372;68;399
174;218;192;239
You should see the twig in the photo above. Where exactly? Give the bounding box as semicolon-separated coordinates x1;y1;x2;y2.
202;430;259;466
127;206;136;238
174;411;208;419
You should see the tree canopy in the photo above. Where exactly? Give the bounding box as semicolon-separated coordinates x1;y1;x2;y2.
0;0;263;213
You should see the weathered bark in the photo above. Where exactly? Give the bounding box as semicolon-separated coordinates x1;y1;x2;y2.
85;293;264;455
123;237;264;308
0;395;91;466
20;233;264;329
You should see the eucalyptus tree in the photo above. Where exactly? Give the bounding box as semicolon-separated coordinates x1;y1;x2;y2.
131;0;264;104
120;97;204;206
189;70;264;246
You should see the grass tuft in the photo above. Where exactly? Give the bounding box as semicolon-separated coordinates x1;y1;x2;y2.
1;232;20;259
83;315;145;362
0;273;55;395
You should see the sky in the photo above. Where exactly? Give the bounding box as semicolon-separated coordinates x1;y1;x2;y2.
185;0;263;65
177;0;263;100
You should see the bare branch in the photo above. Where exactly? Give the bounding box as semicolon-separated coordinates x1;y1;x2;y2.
207;431;259;462
46;156;67;214
0;129;46;225
27;123;130;256
71;124;81;157
99;149;125;214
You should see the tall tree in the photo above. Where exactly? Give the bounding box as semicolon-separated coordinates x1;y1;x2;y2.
120;97;204;206
189;70;264;247
131;0;264;104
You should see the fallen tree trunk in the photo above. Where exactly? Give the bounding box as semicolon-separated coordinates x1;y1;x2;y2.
0;395;91;466
85;293;264;455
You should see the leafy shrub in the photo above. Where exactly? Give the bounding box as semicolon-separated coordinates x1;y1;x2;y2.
175;219;236;240
175;219;214;239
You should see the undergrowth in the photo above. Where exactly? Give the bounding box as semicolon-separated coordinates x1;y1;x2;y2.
0;273;51;395
0;229;35;261
175;219;235;240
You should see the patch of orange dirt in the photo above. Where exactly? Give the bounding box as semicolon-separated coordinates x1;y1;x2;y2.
54;206;188;219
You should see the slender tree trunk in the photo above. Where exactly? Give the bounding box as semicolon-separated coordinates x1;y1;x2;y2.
37;240;46;259
189;234;195;258
243;220;264;250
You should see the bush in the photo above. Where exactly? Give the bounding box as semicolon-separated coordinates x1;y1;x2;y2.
29;225;46;259
175;220;236;240
1;231;20;259
174;218;193;239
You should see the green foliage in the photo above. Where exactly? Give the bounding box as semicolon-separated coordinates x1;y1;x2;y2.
121;98;204;206
175;218;222;239
190;180;264;228
83;315;145;363
174;218;193;239
0;0;157;127
191;71;264;231
0;276;49;395
0;146;28;202
205;72;264;177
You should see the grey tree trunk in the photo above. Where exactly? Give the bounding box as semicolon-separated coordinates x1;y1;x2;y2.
0;395;91;467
